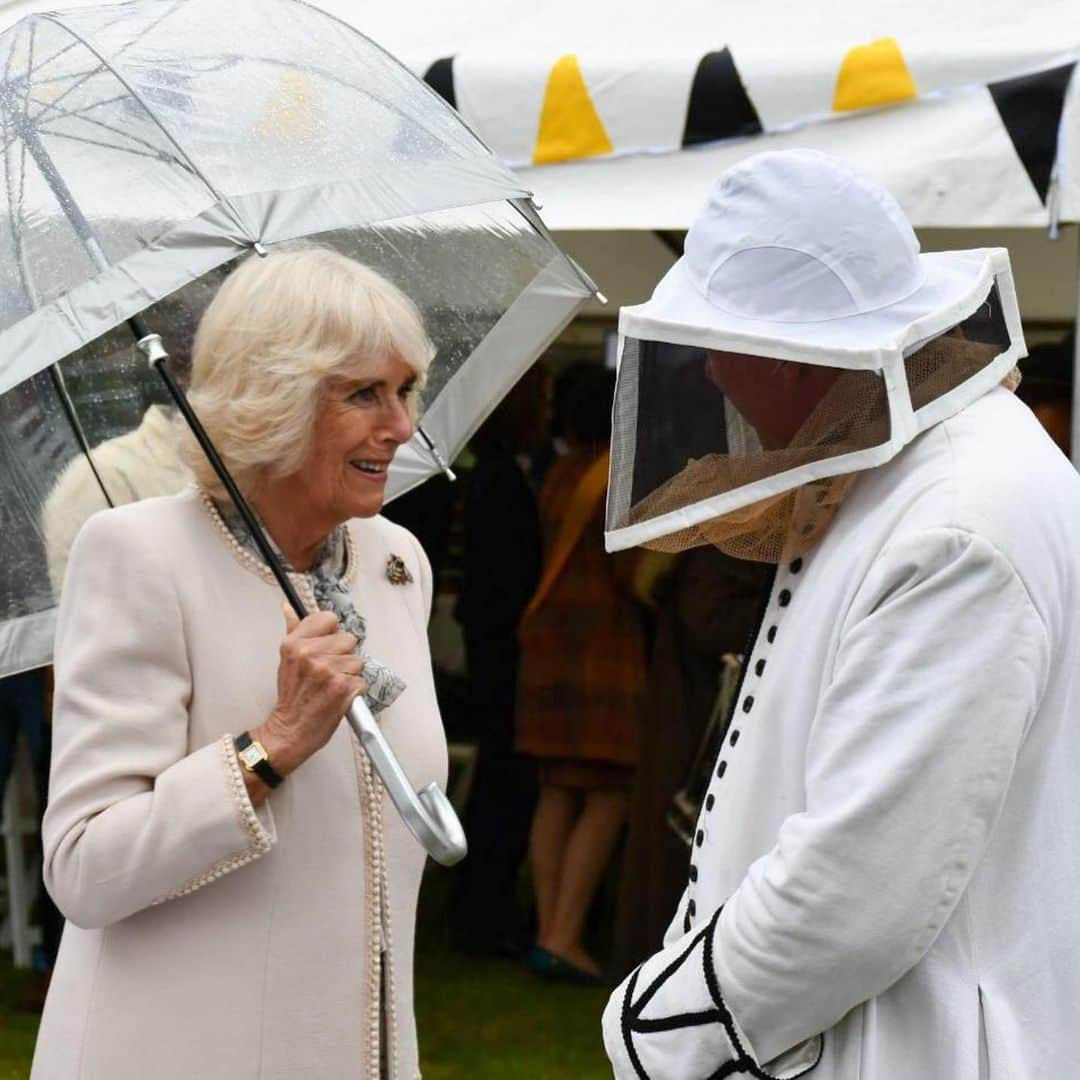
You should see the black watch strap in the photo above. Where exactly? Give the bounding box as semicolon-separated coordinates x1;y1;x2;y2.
235;731;284;789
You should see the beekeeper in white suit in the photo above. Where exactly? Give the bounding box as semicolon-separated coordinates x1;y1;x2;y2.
601;149;1080;1079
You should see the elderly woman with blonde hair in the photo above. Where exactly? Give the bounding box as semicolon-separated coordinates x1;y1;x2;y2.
31;246;444;1080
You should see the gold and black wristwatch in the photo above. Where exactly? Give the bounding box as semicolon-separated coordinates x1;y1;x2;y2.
235;731;284;789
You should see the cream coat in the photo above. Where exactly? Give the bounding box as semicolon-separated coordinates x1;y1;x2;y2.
31;490;446;1080
603;388;1080;1078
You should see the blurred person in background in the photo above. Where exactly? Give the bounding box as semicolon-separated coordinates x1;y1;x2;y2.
450;363;550;956
0;666;63;1006
517;365;646;983
1017;333;1073;456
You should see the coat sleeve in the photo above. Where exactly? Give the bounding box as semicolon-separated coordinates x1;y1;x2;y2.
43;510;277;930
602;527;1050;1078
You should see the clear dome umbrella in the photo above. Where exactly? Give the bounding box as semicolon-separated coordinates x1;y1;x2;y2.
0;0;598;865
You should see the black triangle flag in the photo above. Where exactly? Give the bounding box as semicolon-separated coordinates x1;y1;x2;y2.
424;57;457;110
682;48;763;148
989;62;1076;203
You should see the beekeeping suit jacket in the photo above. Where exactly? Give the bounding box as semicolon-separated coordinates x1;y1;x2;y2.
601;384;1080;1078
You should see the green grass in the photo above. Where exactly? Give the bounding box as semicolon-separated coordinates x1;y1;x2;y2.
415;865;613;1078
0;966;41;1078
0;871;614;1078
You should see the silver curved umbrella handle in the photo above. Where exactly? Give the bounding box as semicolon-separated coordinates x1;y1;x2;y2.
345;697;467;867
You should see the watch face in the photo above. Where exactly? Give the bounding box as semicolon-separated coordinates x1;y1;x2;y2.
239;743;264;769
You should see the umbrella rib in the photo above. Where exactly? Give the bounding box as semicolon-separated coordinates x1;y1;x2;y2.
26;64;106;123
37;15;230;217
21;24;36;121
3;29;19;82
111;0;187;60
38;111;183;165
1;118;38;309
40;127;175;164
27;2;192;124
22;6;136;84
46;365;115;510
21;27;84;85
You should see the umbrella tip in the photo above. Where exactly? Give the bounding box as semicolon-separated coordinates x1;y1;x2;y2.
416;426;457;482
253;241;269;257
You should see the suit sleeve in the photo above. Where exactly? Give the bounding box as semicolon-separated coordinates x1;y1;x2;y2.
602;528;1050;1078
43;510;276;930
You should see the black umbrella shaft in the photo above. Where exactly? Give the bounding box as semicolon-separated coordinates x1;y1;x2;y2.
149;351;307;620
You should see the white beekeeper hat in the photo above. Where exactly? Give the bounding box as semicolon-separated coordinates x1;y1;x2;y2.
605;149;1025;558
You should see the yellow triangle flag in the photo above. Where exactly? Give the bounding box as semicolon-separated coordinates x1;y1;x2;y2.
833;38;918;112
533;54;614;165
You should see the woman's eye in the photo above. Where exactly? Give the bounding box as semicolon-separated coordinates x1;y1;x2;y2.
398;384;416;402
350;386;378;404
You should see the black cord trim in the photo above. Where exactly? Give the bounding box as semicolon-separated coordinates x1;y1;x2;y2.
629;924;711;1017
621;968;650;1080
707;1058;758;1079
632;1009;723;1033
621;830;825;1080
702;911;761;1074
701;908;727;1011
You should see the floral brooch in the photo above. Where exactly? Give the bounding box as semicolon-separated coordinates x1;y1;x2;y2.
386;554;414;586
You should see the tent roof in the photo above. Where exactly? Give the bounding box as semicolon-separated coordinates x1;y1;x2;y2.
325;0;1080;230
2;0;1079;228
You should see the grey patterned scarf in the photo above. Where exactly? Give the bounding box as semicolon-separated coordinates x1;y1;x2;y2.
214;498;406;714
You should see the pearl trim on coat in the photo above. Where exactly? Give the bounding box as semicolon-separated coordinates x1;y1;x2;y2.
197;487;359;590
152;736;274;905
198;491;393;1074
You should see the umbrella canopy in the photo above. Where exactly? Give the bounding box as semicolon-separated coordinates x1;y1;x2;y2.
0;0;595;678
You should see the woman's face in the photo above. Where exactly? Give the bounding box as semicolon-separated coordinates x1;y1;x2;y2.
292;351;419;526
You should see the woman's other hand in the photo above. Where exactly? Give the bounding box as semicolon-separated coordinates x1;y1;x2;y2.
247;605;366;795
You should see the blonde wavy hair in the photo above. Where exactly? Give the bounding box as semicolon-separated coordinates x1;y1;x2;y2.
180;244;434;500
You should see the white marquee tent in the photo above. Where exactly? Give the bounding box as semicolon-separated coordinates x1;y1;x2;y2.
4;0;1077;228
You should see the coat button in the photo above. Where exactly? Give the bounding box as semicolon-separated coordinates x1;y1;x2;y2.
779;589;792;607
689;864;698;882
790;558;803;574
695;829;705;847
705;794;715;811
729;730;740;747
716;760;727;778
742;696;754;713
755;659;766;676
687;899;696;918
767;625;778;643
